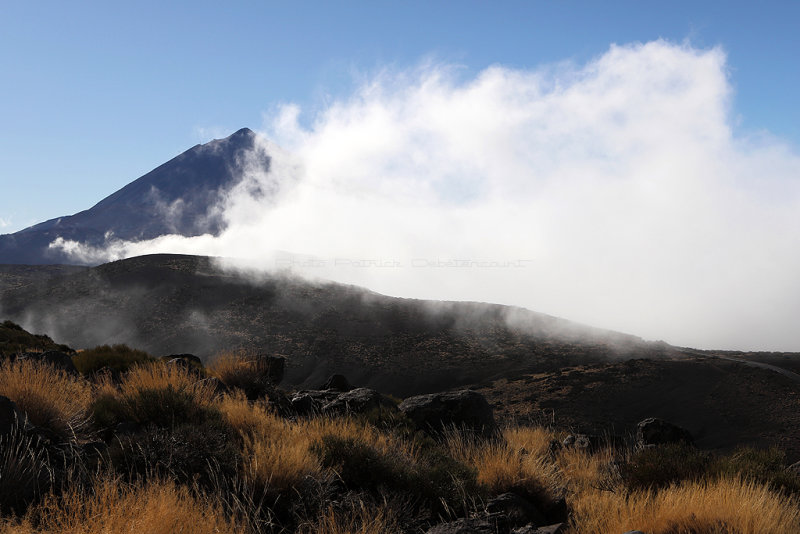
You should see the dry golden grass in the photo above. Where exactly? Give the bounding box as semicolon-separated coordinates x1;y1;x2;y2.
218;392;415;494
119;361;217;406
570;476;800;534
446;426;560;499
297;501;402;534
2;476;244;534
0;359;92;439
207;350;276;398
556;446;619;494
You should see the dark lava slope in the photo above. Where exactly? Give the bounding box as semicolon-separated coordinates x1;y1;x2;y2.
0;254;671;395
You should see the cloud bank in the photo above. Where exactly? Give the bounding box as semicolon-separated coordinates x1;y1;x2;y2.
52;40;800;351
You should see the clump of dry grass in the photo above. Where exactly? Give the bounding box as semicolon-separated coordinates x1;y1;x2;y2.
119;361;217;406
218;392;415;494
90;361;221;429
446;426;560;502
297;500;403;534
208;350;278;400
570;476;800;534
0;359;92;440
2;475;245;534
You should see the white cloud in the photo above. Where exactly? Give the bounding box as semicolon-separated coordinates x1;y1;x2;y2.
51;40;800;351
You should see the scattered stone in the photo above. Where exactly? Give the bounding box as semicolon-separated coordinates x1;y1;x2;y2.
426;518;494;534
487;492;546;529
636;418;693;447
399;390;496;437
291;392;319;415
322;387;393;416
320;373;353;392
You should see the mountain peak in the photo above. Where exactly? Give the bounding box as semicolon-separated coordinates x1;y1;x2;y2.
0;128;272;264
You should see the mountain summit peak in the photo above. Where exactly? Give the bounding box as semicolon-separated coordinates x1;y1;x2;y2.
0;129;272;264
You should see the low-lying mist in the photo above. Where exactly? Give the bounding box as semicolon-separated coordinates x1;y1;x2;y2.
49;40;800;351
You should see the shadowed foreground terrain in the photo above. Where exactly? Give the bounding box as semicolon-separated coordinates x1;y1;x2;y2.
1;323;799;533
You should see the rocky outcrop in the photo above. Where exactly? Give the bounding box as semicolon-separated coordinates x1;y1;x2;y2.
320;373;353;392
637;417;693;446
322;388;394;416
399;390;496;436
17;351;78;375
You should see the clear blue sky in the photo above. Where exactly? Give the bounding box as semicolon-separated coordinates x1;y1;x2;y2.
1;0;798;233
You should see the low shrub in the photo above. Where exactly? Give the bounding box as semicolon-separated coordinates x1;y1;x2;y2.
72;344;154;376
0;359;92;442
313;433;480;513
712;446;800;495
619;442;712;490
111;419;239;488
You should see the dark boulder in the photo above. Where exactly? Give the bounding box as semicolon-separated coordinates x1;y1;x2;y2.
162;353;203;368
18;351;78;375
0;395;27;436
320;373;353;392
636;418;693;447
399;390;496;437
426;518;494;534
291;390;339;414
487;492;546;529
322;388;394;416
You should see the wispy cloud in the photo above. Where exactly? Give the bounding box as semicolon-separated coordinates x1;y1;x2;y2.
51;40;800;351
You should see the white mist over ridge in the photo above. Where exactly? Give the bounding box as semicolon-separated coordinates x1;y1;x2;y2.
51;40;800;351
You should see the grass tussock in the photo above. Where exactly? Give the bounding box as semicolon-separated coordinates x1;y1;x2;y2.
92;361;220;429
446;426;559;504
208;350;278;400
570;476;800;534
296;500;402;534
2;476;245;534
0;359;92;440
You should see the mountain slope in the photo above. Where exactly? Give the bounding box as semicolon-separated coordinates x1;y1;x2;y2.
0;254;670;395
0;128;269;264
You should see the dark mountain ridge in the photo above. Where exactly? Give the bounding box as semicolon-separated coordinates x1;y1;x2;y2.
0;128;268;264
0;253;670;396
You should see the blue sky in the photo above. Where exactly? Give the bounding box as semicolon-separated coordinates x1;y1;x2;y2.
1;1;798;233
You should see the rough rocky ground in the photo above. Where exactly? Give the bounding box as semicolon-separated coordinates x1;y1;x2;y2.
478;355;800;461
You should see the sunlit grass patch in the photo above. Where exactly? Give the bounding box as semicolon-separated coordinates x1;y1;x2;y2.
2;475;245;534
570;476;800;534
0;359;92;441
